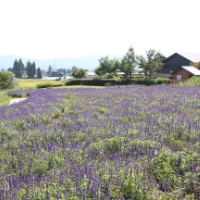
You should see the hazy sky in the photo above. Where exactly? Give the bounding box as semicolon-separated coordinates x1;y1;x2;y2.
0;0;200;59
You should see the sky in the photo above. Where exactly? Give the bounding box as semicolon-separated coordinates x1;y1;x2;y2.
0;0;200;59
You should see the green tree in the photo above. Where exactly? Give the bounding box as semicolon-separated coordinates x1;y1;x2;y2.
0;71;18;89
26;61;32;78
48;65;52;76
27;61;36;78
137;49;164;77
121;46;137;79
13;59;23;78
72;68;86;78
31;62;36;78
7;67;12;72
95;56;116;76
37;67;42;79
18;58;24;73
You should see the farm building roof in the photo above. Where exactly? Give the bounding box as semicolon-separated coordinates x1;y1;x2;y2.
164;53;200;62
182;66;200;75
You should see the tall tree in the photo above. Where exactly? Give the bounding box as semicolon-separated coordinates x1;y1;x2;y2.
26;61;32;78
121;46;137;79
18;58;24;73
31;62;36;78
137;49;164;77
48;65;52;76
26;61;36;78
13;59;23;78
37;67;42;79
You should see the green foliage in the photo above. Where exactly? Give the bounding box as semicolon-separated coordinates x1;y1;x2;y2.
134;78;164;85
0;71;18;89
48;65;52;76
121;46;137;79
37;67;42;79
137;49;164;77
135;78;157;85
36;81;63;88
179;76;200;86
104;82;113;86
72;68;86;78
65;79;132;86
27;61;36;78
106;137;124;153
12;59;24;78
152;149;199;193
95;56;119;76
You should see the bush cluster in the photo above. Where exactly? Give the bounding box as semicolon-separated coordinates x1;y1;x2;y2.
0;71;18;89
134;78;164;85
36;81;63;89
178;76;200;86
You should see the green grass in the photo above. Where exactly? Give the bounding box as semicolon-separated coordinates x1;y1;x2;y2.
0;90;13;106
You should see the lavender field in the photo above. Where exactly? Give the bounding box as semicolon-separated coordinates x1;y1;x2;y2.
1;86;200;199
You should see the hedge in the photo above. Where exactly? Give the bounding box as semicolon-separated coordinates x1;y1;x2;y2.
65;79;132;86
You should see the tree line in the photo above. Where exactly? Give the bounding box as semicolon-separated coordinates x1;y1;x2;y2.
70;46;165;79
5;46;165;79
8;59;42;78
94;46;164;78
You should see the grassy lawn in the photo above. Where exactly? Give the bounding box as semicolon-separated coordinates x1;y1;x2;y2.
0;90;13;106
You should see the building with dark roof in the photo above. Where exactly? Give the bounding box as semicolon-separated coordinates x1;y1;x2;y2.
48;71;64;77
161;53;200;74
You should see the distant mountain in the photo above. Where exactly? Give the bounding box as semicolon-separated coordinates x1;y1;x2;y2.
0;55;104;71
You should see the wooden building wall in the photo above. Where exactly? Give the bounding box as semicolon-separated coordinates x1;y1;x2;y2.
173;69;193;80
161;53;192;74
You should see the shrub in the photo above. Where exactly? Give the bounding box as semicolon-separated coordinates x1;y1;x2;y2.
178;76;200;86
135;78;156;85
36;81;63;89
104;82;113;86
0;71;18;89
134;78;165;85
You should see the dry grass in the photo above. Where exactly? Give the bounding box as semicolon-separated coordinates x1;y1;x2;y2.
16;79;59;88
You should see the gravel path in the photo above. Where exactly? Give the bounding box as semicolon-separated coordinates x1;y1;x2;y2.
10;98;27;105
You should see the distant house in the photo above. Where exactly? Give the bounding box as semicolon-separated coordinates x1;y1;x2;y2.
85;71;96;78
41;70;48;77
115;69;125;77
48;71;64;78
22;72;28;79
172;66;200;81
161;53;200;75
